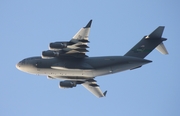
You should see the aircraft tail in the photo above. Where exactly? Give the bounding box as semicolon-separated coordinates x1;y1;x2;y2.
124;26;168;58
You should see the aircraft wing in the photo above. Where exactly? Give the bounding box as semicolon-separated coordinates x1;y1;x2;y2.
49;76;107;98
82;79;107;98
62;20;92;57
42;20;92;59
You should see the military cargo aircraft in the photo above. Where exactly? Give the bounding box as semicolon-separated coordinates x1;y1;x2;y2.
16;20;168;98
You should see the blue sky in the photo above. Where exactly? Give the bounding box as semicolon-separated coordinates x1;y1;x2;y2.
0;0;179;116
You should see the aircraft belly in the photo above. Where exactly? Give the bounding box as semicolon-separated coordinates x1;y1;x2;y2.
111;61;149;73
39;68;94;77
92;67;112;77
92;61;147;76
111;64;132;73
92;65;131;77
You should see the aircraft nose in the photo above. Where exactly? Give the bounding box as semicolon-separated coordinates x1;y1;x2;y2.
16;62;22;70
16;59;37;73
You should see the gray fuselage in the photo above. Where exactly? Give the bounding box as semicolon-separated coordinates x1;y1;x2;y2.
16;56;151;80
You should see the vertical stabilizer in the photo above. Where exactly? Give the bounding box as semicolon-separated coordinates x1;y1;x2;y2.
124;26;168;58
149;26;164;38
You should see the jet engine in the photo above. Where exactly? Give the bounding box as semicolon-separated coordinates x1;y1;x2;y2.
42;50;60;58
49;42;69;50
59;81;76;88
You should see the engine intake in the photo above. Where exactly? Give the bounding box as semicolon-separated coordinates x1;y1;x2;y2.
59;81;76;88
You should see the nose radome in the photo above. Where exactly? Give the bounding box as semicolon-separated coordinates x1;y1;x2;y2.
16;62;21;70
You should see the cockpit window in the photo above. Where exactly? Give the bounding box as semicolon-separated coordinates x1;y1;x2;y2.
21;60;25;64
20;60;26;64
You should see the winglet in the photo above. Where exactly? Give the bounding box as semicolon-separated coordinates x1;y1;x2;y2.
103;91;107;97
84;20;92;28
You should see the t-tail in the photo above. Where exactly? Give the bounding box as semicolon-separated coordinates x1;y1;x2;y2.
124;26;168;58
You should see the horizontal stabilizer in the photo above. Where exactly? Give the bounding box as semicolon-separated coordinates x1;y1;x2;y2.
156;42;168;54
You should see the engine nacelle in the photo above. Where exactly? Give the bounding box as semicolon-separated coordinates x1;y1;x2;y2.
41;50;60;59
49;42;69;50
59;81;76;88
